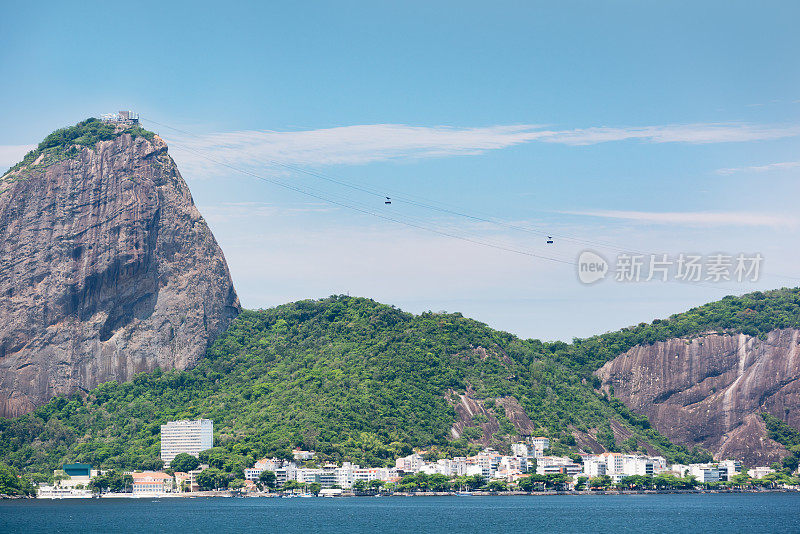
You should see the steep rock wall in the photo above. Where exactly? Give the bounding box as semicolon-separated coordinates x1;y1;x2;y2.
0;132;240;416
596;330;800;464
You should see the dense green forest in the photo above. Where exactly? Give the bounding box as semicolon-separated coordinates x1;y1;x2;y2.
0;461;34;496
762;412;800;472
2;117;155;178
2;287;799;480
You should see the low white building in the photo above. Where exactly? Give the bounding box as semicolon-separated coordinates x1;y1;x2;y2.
296;468;323;484
748;466;775;479
353;467;396;483
296;463;357;489
244;458;289;481
37;486;93;499
582;457;607;478
54;464;98;489
622;455;655;476
580;453;668;481
669;464;690;477
536;456;582;476
688;464;721;484
292;449;315;461
395;453;424;472
439;458;468;477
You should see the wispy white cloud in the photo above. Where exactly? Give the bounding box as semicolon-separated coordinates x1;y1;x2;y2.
715;161;800;175
562;209;798;228
0;144;35;170
533;123;800;145
165;122;800;176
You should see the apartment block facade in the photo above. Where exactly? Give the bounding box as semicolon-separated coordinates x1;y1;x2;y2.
160;419;214;466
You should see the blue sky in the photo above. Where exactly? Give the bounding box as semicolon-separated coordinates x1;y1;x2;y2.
2;1;799;340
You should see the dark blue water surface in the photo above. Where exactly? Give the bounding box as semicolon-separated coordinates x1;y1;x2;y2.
2;494;800;533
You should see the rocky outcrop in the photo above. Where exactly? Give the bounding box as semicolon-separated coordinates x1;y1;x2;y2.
0;129;240;417
447;388;536;446
596;330;800;464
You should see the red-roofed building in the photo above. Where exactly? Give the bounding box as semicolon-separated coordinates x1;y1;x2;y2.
131;471;174;495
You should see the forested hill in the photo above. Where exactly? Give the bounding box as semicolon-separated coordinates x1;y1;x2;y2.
560;287;800;375
2;288;799;477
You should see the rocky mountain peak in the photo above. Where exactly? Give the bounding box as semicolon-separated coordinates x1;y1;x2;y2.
0;119;241;417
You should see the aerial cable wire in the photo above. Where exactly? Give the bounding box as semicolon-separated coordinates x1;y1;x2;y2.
141;117;799;287
162;138;576;266
143;118;644;255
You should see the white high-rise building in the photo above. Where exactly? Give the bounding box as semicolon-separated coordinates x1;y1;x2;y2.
531;437;550;458
160;419;213;466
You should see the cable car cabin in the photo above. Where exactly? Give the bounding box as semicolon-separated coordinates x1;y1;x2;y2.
385;197;391;204
546;236;554;244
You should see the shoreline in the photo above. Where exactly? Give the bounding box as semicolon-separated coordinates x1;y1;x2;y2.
19;488;796;500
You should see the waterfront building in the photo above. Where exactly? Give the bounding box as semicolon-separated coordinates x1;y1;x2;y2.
748;466;775;479
319;464;339;488
582;457;607;478
275;464;298;485
599;452;625;477
717;460;743;481
37;486;93;499
474;449;503;478
535;456;582;476
52;464;99;489
668;464;690;477
622;455;655;476
650;456;668;471
578;453;671;481
131;471;174;495
244;458;292;481
353;467;396;483
174;471;196;492
160;419;213;466
37;463;98;498
688;464;721;483
296;468;323;485
395;453;424;472
496;456;527;479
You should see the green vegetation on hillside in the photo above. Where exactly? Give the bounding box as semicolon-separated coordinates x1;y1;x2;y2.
2;287;797;479
0;461;34;496
0;296;717;479
762;412;800;472
2;118;156;178
559;287;800;374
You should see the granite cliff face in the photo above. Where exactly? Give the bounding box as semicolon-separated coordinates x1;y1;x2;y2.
0;126;240;417
596;329;800;464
